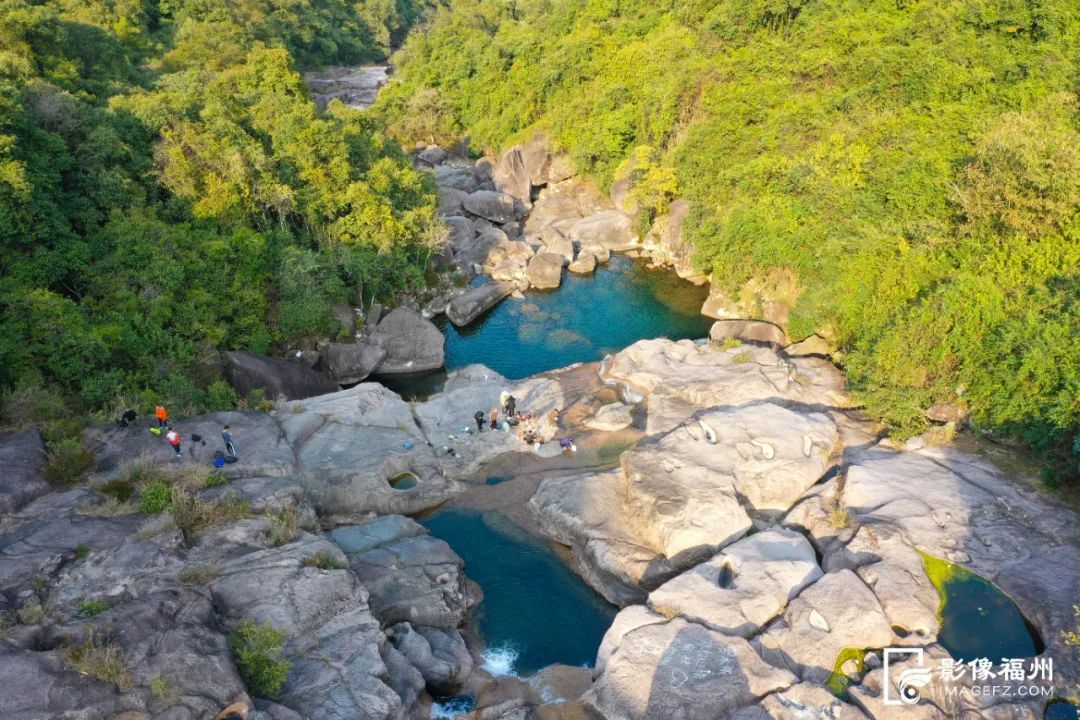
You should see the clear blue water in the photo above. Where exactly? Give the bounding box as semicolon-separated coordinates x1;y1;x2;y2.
380;255;711;398
420;508;617;676
1045;702;1080;720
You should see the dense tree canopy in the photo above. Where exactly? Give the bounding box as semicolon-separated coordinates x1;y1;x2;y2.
0;0;437;415
378;0;1080;481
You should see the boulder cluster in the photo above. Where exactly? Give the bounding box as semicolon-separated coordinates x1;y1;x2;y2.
418;134;704;304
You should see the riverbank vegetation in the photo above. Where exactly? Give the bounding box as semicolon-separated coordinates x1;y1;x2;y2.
379;0;1080;483
0;0;438;418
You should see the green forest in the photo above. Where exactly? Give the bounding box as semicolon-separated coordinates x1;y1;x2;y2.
0;0;438;416
377;0;1080;482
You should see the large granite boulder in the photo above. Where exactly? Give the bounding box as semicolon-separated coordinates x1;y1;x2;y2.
530;470;679;606
835;446;1080;680
456;226;508;272
0;429;50;515
322;341;387;385
600;339;849;434
526;252;565;290
493;148;532;207
0;489;143;595
434;164;481;193
647;529;822;638
710;319;787;348
755;569;895;683
418;145;448;167
569;211;637;254
567;253;597;275
642;199;704;283
389;623;473;694
331;516;477;629
439;186;468;216
615;402;836;560
446;282;515;326
275;385;461;520
463;190;526;224
210;534;406;720
223;350;338;401
586;613;797;720
84;410;295;477
444;215;476;247
370;307;445;375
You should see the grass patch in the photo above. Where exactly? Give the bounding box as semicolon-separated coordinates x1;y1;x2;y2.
229;620;291;699
300;551;346;571
827;502;850;530
169;487;249;537
177;562;219;586
204;471;230;487
266;508;300;546
732;350;753;364
719;337;742;350
66;629;133;692
73;598;110;618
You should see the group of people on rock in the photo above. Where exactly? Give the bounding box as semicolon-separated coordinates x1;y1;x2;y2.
469;393;575;454
117;405;238;466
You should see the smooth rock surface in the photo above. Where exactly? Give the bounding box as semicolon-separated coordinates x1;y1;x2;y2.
586;615;797;720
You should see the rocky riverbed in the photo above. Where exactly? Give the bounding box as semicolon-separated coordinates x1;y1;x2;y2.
1;333;1077;720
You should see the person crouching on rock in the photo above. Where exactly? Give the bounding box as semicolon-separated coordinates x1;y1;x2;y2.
489;408;499;430
559;437;577;453
165;426;182;462
474;410;486;432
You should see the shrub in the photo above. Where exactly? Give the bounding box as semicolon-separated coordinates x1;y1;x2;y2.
0;386;68;427
266;508;300;546
43;438;95;485
300;551;346;571
65;629;133;691
229;620;291;699
74;544;90;561
74;598;110;618
139;482;172;514
206;380;238;411
98;478;135;502
169;487;249;537
177;562;218;585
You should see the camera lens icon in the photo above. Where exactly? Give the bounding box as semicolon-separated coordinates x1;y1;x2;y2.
896;666;933;704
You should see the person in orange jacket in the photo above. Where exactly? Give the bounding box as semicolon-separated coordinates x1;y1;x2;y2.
155;405;168;429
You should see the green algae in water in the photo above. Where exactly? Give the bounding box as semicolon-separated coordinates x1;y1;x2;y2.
420;508;617;676
920;552;1041;661
825;647;866;699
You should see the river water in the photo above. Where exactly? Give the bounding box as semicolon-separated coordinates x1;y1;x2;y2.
381;254;713;398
